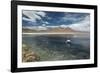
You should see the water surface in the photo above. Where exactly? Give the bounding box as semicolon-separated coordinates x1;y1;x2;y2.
22;34;90;61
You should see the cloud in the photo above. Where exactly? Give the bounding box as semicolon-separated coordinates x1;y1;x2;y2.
69;15;90;32
61;13;86;24
36;12;46;17
22;11;46;23
43;21;49;24
22;17;36;22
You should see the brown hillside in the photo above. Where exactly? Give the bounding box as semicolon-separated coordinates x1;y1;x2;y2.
48;27;77;33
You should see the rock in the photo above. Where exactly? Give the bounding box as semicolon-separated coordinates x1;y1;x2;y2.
22;44;40;62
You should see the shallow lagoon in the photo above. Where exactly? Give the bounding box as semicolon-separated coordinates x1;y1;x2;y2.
22;34;90;62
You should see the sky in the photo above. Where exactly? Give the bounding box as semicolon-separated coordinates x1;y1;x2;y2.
22;10;90;31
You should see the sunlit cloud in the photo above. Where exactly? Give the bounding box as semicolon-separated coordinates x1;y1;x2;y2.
69;15;90;32
23;11;46;22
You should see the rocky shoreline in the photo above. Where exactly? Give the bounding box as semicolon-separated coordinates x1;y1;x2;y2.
22;44;40;62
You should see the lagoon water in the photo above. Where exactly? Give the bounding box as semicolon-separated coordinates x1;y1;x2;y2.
22;34;90;61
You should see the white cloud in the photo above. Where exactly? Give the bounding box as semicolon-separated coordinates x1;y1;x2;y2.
69;15;90;32
59;25;68;28
62;13;84;22
36;12;46;17
43;21;49;24
22;17;36;22
37;26;47;30
23;11;46;22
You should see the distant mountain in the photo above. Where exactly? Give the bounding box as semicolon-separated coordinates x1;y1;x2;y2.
23;26;77;33
47;27;77;33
